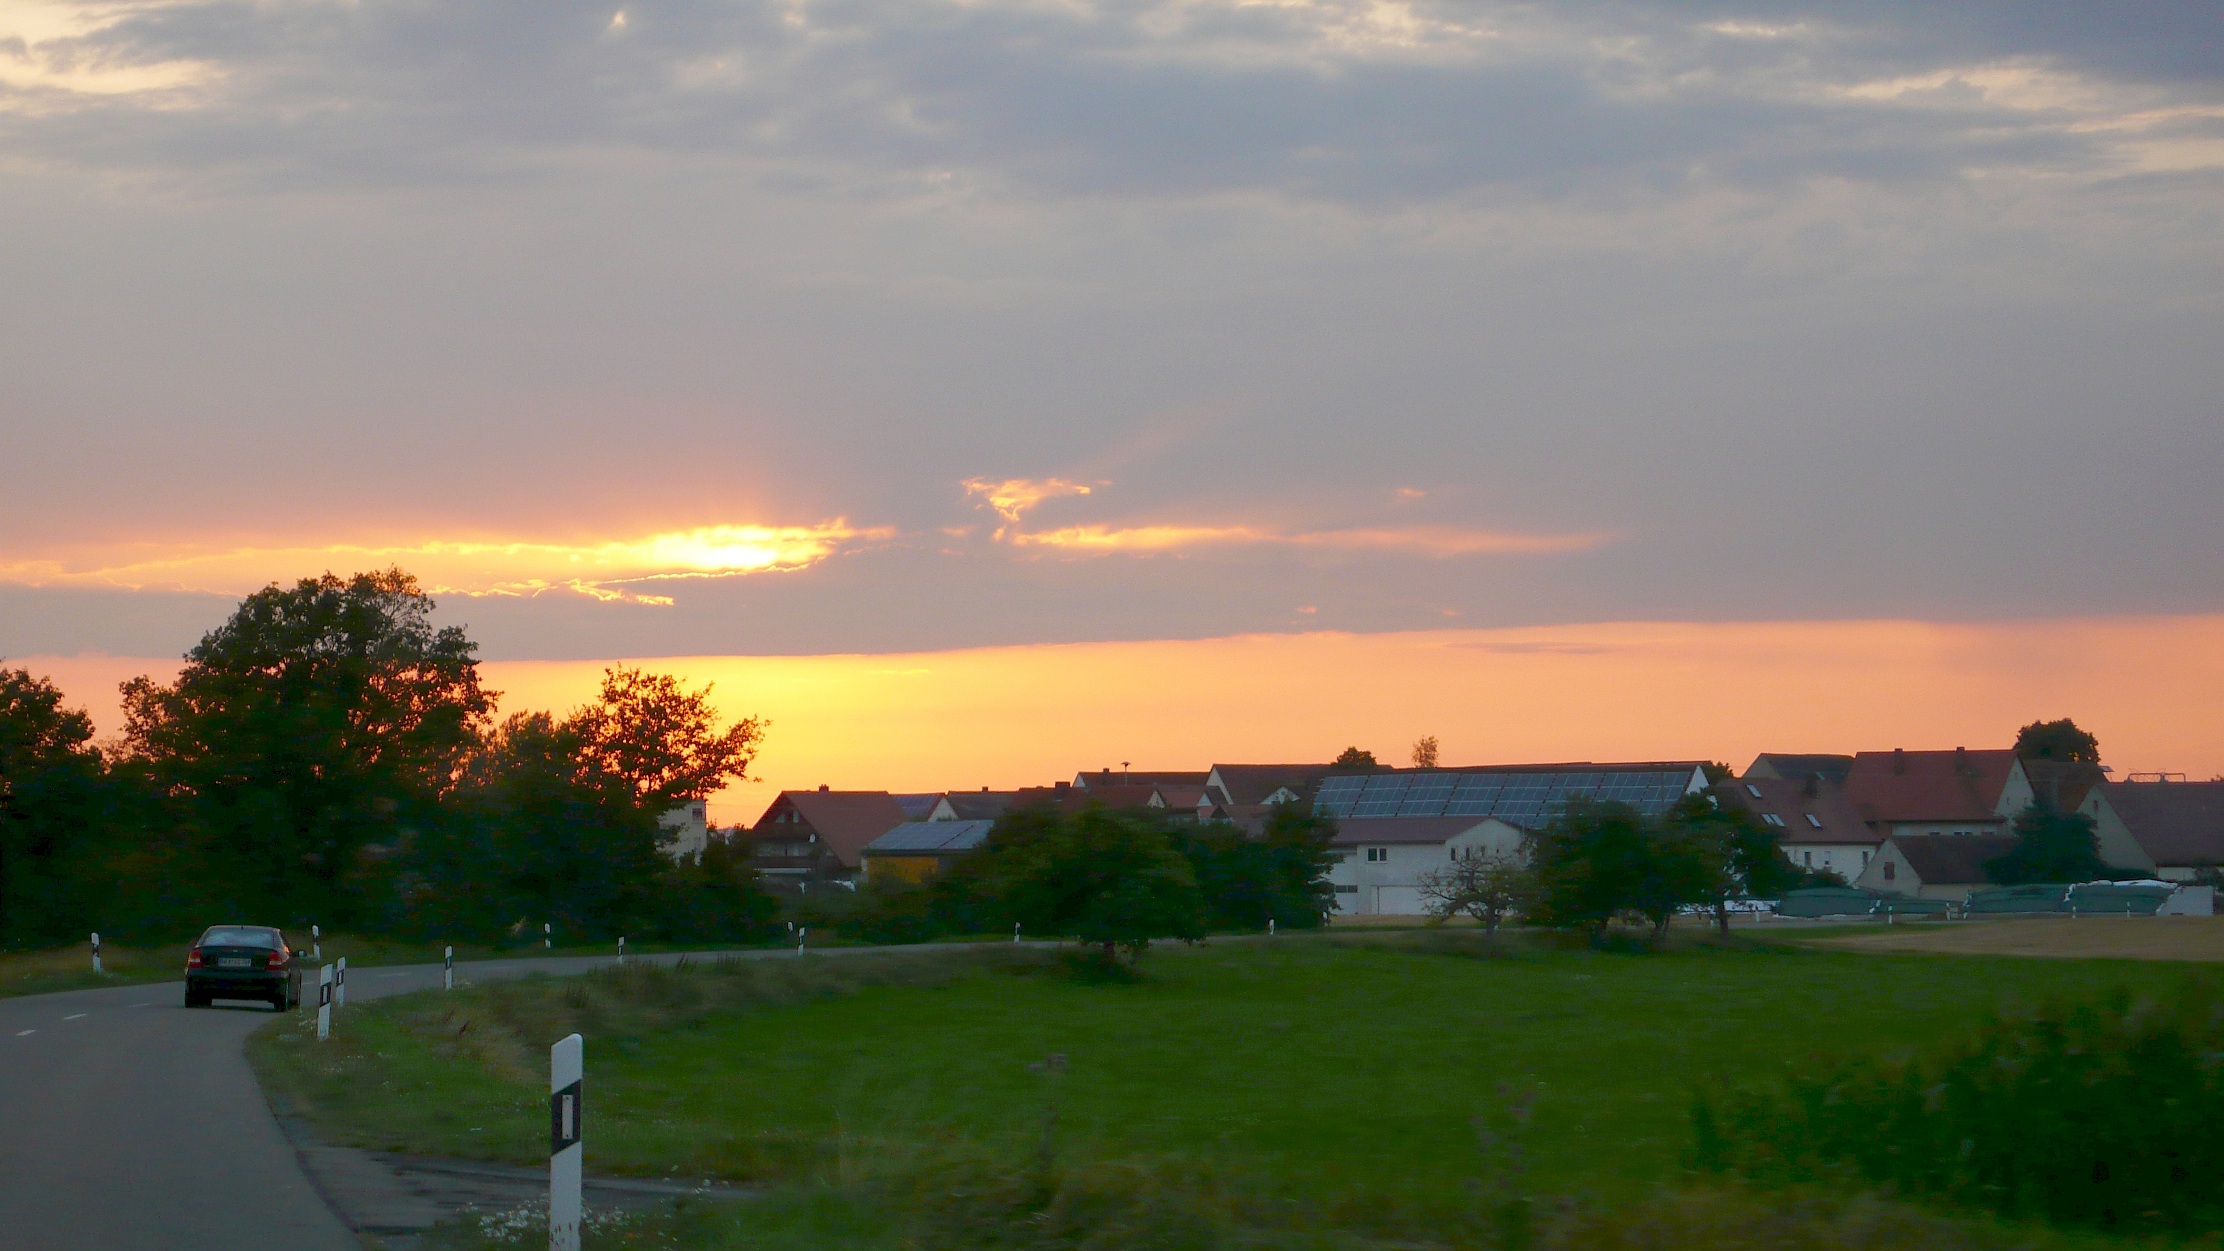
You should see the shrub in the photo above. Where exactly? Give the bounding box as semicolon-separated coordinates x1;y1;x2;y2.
1691;977;2224;1232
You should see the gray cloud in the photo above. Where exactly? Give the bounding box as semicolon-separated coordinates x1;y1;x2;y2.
7;0;2215;198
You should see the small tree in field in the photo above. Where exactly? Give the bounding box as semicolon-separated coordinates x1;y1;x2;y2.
1524;798;1722;941
1418;851;1525;931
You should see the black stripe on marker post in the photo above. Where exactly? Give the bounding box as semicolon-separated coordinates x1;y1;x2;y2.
550;1080;584;1155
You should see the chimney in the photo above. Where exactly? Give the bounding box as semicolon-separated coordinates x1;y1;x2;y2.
818;784;830;792
1954;745;1969;775
980;785;990;793
1892;748;1906;775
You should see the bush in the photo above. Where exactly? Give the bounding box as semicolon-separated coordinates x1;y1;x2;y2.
1691;977;2224;1232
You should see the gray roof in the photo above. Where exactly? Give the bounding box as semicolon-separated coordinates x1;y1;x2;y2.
891;793;941;821
864;819;996;855
1889;834;2019;885
1744;754;1854;785
2099;781;2224;867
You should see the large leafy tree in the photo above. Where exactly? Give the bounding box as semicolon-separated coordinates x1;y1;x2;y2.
1332;746;1379;771
120;570;495;924
1985;800;2112;885
568;665;764;809
1663;794;1813;935
1524;798;1723;940
2015;718;2101;764
1174;805;1339;930
0;669;118;944
961;804;1207;967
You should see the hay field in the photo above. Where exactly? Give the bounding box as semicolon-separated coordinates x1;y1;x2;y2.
1805;916;2224;961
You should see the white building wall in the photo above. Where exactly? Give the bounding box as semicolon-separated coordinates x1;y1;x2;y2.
1325;821;1523;916
1783;843;1876;883
659;801;709;859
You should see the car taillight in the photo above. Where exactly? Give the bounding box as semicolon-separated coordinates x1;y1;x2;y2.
266;950;288;970
186;948;203;969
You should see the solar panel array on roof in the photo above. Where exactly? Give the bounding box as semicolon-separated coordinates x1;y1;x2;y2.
1314;768;1697;827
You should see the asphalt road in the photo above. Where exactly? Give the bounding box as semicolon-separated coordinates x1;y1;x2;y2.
0;948;758;1250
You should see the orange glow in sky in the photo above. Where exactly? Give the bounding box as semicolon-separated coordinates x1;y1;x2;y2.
25;612;2223;828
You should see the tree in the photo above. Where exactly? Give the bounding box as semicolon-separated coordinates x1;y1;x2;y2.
960;804;1207;967
1417;851;1525;932
1662;794;1810;935
1411;736;1440;768
0;668;120;945
1332;746;1378;771
2015;718;2101;764
1173;804;1339;930
1985;800;2112;885
1524;798;1722;941
567;666;764;810
119;570;495;925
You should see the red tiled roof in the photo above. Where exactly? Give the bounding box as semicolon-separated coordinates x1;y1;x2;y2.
1843;748;2016;825
1713;778;1878;847
758;790;910;868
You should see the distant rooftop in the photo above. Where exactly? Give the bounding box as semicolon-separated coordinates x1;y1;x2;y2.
1314;762;1706;826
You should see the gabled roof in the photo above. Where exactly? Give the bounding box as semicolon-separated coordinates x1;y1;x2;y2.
1743;754;1854;785
1888;833;2019;886
891;793;942;821
1843;749;2016;825
1331;816;1511;846
758;790;910;867
1713;778;1878;847
1073;769;1208;790
939;790;1024;821
864;819;996;855
1207;763;1334;806
2098;781;2224;868
1314;761;1706;827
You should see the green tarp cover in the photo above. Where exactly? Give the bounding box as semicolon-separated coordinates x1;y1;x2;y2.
1776;888;1883;918
1965;885;2071;913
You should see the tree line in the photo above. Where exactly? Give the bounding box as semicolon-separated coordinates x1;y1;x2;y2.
1;570;771;948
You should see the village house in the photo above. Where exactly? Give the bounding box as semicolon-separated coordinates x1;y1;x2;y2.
1841;747;2019;838
1716;774;1878;883
747;787;910;888
1316;761;1711;916
1856;833;2020;900
657;800;709;859
2082;779;2224;881
859;819;996;885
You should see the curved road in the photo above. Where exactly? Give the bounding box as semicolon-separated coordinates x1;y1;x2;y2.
0;949;751;1250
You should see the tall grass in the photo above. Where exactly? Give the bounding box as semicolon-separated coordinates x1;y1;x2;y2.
1692;976;2224;1233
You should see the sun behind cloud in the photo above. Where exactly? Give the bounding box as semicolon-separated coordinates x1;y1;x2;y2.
0;521;893;604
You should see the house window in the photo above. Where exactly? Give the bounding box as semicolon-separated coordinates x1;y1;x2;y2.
1802;851;1813;866
1883;862;1896;881
1805;814;1823;829
1746;784;1762;798
1334;884;1359;894
1365;847;1389;863
1763;813;1785;828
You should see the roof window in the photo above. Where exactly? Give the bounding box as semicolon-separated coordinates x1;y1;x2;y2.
1805;813;1823;828
1746;784;1762;798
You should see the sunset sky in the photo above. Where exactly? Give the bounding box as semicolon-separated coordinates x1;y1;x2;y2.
5;1;2221;819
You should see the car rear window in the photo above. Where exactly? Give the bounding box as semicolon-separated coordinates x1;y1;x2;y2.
199;926;281;948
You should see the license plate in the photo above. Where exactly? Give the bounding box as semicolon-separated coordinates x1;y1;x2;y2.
218;957;254;969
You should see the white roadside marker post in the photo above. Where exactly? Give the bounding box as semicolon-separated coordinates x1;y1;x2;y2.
311;924;321;962
617;936;626;965
544;922;553;950
316;965;334;1041
797;926;806;956
1014;922;1021;944
1269;919;1276;939
335;956;347;1008
444;945;454;991
91;932;103;976
549;1033;585;1251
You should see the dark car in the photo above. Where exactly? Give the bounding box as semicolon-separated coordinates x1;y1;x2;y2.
184;925;303;1010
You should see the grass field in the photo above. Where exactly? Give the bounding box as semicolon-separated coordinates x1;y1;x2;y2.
253;932;2204;1248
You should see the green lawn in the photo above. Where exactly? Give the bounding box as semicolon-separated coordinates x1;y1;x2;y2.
254;932;2204;1231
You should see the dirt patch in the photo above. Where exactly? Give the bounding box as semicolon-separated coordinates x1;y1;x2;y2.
1804;916;2224;962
